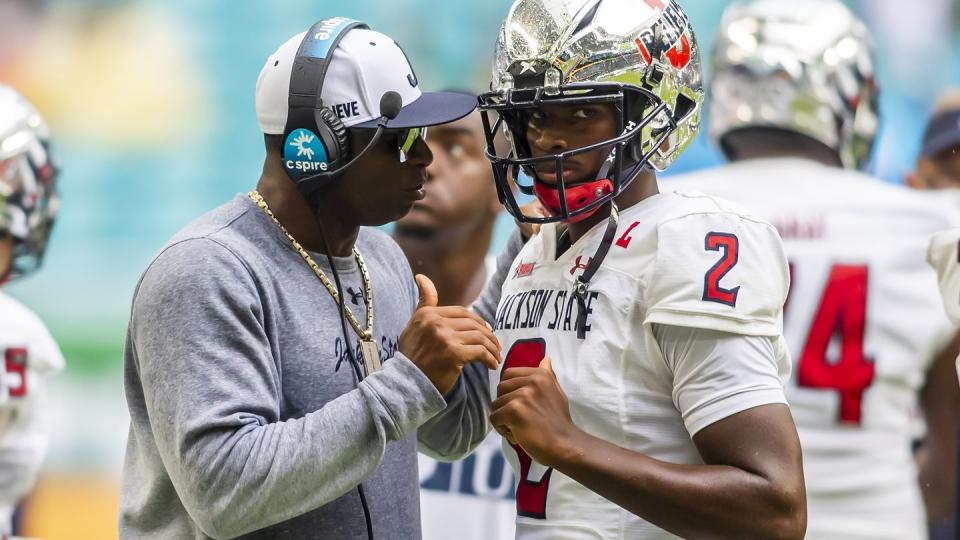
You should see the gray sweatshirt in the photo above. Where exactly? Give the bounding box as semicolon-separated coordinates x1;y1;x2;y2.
120;194;520;539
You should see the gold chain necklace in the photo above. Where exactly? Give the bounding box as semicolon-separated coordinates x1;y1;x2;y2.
248;190;381;375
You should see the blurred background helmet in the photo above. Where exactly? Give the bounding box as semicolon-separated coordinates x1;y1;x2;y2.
0;84;60;280
709;0;880;170
479;0;704;223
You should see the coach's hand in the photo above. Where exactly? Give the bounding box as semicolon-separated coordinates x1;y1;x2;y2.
400;274;501;395
491;358;581;468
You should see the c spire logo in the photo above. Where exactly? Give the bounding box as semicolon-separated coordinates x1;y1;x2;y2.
291;131;316;160
283;128;329;180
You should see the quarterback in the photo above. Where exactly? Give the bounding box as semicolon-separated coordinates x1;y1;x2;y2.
478;0;805;538
669;2;960;538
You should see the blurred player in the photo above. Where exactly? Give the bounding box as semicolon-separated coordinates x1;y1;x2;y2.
0;84;64;536
913;89;960;539
394;108;518;540
478;0;806;537
921;230;960;540
668;2;959;538
394;108;505;306
908;90;960;190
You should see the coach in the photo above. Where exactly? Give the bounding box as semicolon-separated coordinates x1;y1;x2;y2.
119;19;502;539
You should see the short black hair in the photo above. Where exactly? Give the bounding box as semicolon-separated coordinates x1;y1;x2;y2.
721;127;842;167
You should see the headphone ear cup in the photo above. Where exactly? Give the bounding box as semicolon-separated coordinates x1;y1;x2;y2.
315;107;351;168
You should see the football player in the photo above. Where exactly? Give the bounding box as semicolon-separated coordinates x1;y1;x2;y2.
0;84;64;536
668;2;960;538
478;0;805;538
914;89;960;539
394;108;508;306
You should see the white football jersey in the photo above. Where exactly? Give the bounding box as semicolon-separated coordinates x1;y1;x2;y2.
0;291;64;533
668;158;959;540
492;191;791;539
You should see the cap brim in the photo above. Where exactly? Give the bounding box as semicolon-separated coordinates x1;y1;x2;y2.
922;132;960;158
354;91;477;129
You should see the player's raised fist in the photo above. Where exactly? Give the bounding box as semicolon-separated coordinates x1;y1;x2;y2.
400;274;501;395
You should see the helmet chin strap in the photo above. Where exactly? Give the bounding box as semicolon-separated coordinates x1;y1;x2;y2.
534;179;613;223
573;200;619;339
532;152;618;224
532;150;632;338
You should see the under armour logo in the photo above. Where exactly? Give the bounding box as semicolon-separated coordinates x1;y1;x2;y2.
519;60;537;74
346;287;365;305
569;256;592;276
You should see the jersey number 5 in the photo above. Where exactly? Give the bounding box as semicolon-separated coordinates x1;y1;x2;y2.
501;338;552;519
4;348;28;398
703;232;740;307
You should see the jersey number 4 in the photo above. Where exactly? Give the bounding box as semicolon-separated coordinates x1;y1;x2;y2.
794;264;875;425
501;338;552;519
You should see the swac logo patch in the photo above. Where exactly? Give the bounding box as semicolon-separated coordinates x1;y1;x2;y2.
284;128;329;180
515;262;536;278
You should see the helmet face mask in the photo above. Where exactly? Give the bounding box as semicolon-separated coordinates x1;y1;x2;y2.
479;0;703;224
481;82;674;223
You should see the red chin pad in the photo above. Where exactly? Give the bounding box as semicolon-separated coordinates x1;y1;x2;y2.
534;179;614;223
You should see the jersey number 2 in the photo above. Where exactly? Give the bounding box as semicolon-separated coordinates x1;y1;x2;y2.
795;265;874;424
703;233;740;307
501;338;552;519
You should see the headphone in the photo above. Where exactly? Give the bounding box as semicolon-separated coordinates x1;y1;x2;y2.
282;17;402;195
280;19;407;540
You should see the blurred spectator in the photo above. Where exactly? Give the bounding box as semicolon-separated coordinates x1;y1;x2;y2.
0;0;46;78
907;90;960;190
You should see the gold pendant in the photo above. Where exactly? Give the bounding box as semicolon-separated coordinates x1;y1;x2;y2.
360;338;382;376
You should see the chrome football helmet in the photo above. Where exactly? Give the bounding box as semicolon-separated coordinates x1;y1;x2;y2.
709;0;879;170
0;85;60;281
479;0;703;223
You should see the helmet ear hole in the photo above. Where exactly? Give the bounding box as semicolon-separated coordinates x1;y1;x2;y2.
673;93;696;121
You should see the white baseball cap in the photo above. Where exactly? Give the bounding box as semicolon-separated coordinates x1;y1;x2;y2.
256;24;476;134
